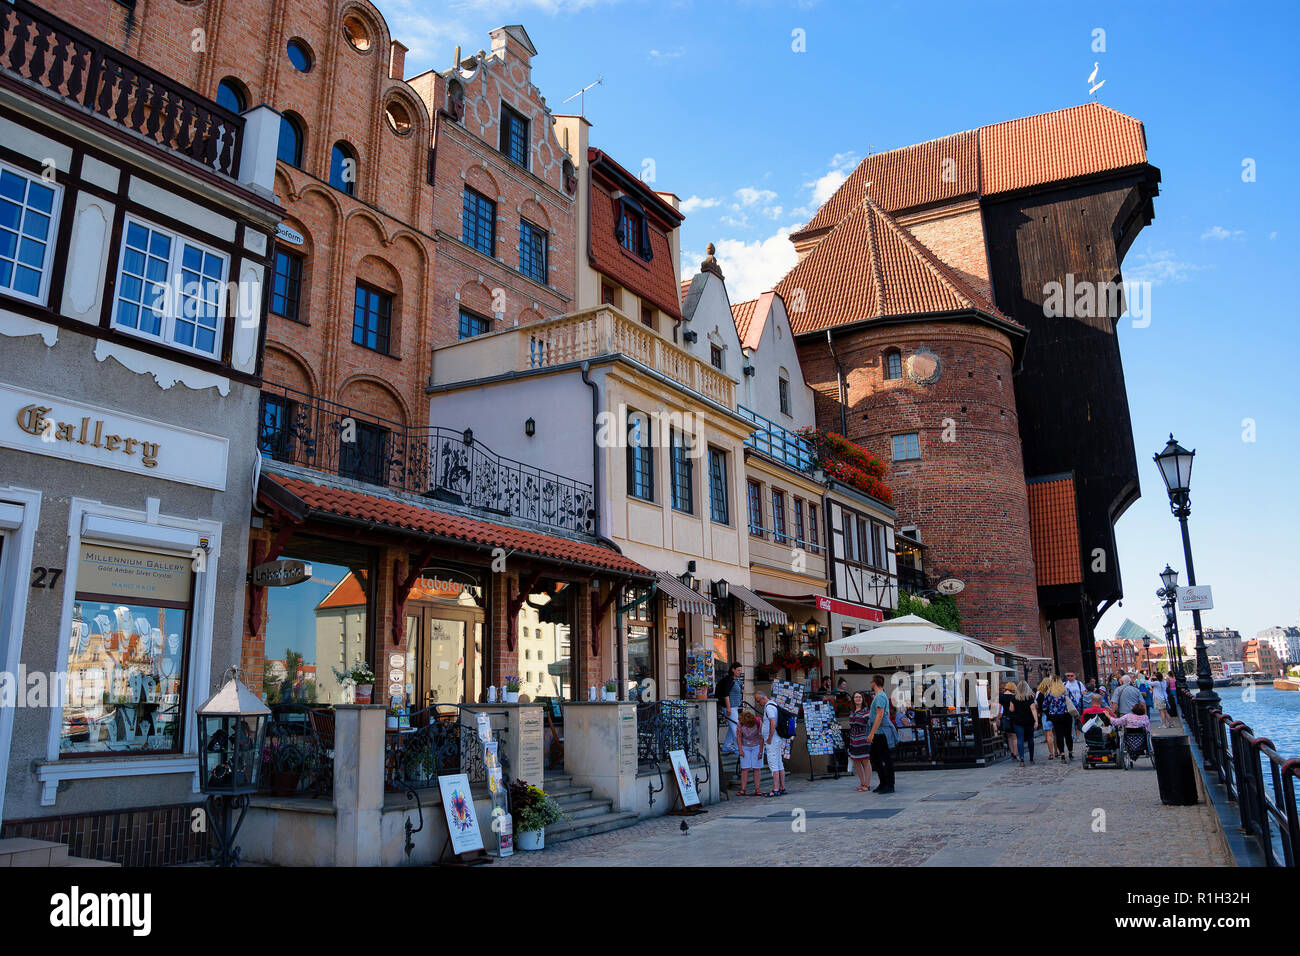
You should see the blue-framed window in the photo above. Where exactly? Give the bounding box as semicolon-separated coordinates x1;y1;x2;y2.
458;308;490;340
352;282;392;354
708;448;729;525
462;187;496;256
0;163;60;304
500;104;529;168
519;219;547;284
892;432;920;461
627;411;654;502
670;429;693;514
270;247;303;322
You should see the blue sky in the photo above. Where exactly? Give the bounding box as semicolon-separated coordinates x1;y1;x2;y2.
375;0;1300;644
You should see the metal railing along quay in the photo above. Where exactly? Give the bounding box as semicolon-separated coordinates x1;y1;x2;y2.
1178;688;1299;866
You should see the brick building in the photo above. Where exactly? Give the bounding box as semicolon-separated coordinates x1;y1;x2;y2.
408;24;577;341
1242;639;1281;677
775;104;1161;678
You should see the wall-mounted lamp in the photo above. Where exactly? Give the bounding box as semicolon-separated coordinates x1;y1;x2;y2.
742;365;756;377
524;417;536;437
683;330;698;343
712;579;729;601
680;560;697;591
462;427;474;446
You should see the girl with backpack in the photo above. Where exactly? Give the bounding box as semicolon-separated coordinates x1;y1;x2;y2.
847;690;873;792
1044;676;1075;762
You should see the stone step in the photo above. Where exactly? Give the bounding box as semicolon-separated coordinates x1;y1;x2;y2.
0;837;69;867
56;857;120;867
546;786;594;805
543;775;573;791
557;798;615;821
544;810;640;845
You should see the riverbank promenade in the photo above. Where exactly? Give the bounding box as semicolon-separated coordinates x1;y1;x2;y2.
499;719;1233;867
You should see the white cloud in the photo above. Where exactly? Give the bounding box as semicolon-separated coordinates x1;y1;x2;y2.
1269;231;1278;240
735;187;778;207
682;227;799;302
648;47;685;61
805;152;859;206
679;195;720;214
1124;247;1203;285
1201;225;1245;241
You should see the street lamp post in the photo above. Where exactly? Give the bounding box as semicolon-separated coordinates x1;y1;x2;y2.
1153;434;1220;763
1156;564;1186;692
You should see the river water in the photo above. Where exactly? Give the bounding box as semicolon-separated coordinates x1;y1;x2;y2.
1209;685;1300;757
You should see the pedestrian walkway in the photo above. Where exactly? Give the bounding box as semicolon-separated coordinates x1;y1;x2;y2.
498;718;1232;867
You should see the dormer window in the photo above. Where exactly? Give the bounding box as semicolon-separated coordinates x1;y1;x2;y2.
499;104;529;168
710;345;723;370
614;196;652;261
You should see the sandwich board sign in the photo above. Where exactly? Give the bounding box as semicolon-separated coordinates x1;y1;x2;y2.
437;773;484;856
668;749;700;807
1177;585;1213;612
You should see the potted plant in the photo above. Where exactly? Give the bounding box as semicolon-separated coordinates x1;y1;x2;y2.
686;674;710;700
503;675;521;704
509;779;565;851
333;661;375;703
603;679;618;702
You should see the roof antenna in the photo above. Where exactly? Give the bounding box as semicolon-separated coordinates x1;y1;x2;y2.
863;180;873;205
563;76;604;118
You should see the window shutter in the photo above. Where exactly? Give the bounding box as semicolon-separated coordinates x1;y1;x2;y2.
639;215;652;261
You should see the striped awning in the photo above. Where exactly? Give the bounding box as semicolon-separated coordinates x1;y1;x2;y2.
654;571;714;616
727;584;787;625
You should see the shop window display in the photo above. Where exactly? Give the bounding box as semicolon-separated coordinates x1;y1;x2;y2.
61;544;193;756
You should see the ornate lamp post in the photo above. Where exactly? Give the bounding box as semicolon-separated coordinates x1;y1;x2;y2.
1153;434;1219;759
196;667;270;867
1156;564;1186;691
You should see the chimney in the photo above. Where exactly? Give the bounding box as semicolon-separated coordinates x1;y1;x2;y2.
389;40;407;80
656;191;682;287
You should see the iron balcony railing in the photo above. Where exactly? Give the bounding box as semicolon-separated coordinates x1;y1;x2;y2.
259;381;595;535
636;699;705;770
739;405;815;473
1;2;243;177
1178;688;1298;867
384;705;511;792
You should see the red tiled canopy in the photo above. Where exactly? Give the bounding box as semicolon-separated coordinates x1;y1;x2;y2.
1027;476;1083;587
262;474;651;578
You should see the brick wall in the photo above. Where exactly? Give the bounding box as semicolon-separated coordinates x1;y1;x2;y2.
797;319;1044;656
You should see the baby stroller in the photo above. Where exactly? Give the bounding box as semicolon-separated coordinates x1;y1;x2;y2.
1082;718;1121;769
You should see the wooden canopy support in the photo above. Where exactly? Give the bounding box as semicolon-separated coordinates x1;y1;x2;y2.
392;543;440;645
247;519;301;637
590;578;627;657
507;569;545;652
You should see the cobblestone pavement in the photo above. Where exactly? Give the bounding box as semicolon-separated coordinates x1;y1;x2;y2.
497;722;1233;867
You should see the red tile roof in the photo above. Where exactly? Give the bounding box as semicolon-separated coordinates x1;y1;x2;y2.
680;278;693;307
1027;476;1082;587
774;196;1018;336
589;177;683;320
795;103;1148;239
731;298;758;343
264;474;651;577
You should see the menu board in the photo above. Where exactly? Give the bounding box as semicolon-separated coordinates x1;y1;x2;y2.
802;700;843;755
669;749;700;807
438;773;485;855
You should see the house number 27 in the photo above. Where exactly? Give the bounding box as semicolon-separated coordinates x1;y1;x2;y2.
31;567;63;590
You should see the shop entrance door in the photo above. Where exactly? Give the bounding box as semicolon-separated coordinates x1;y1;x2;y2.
404;606;483;710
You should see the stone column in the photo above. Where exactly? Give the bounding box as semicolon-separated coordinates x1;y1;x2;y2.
332;704;385;866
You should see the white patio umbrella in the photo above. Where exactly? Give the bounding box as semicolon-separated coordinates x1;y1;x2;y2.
823;615;1011;706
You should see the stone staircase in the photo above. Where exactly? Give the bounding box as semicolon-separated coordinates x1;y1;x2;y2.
0;837;119;867
541;774;639;845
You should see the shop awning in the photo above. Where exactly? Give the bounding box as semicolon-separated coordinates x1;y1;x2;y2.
755;590;885;624
728;584;787;625
654;571;714;616
259;472;653;578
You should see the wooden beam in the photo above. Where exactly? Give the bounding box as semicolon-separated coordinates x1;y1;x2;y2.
507;569;545;652
246;518;301;636
392;543;440;645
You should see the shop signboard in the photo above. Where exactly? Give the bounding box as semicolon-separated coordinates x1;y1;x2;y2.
1177;585;1213;611
251;559;312;587
437;773;484;855
77;544;192;602
668;749;700;807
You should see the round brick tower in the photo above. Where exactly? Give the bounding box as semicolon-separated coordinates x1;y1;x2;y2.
799;319;1044;657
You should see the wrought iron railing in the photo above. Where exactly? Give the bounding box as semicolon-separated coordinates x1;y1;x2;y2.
1179;688;1298;867
739;405;815;473
636;699;705;769
1;2;243;177
259;381;595;534
385;706;511;791
259;704;333;799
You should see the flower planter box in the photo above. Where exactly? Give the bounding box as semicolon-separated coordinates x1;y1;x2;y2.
517;828;545;851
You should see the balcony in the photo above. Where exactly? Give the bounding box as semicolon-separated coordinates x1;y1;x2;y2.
739;405;814;473
259;382;594;535
430;306;736;408
0;3;243;177
897;565;928;595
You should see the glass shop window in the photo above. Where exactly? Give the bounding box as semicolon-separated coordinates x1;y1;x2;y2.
61;543;195;757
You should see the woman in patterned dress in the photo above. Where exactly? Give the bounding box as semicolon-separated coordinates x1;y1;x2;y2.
847;690;873;792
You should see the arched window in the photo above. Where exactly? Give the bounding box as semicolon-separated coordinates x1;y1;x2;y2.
286;38;314;73
330;141;357;195
277;113;304;167
883;348;903;380
385;99;413;136
341;14;372;52
216;77;247;114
